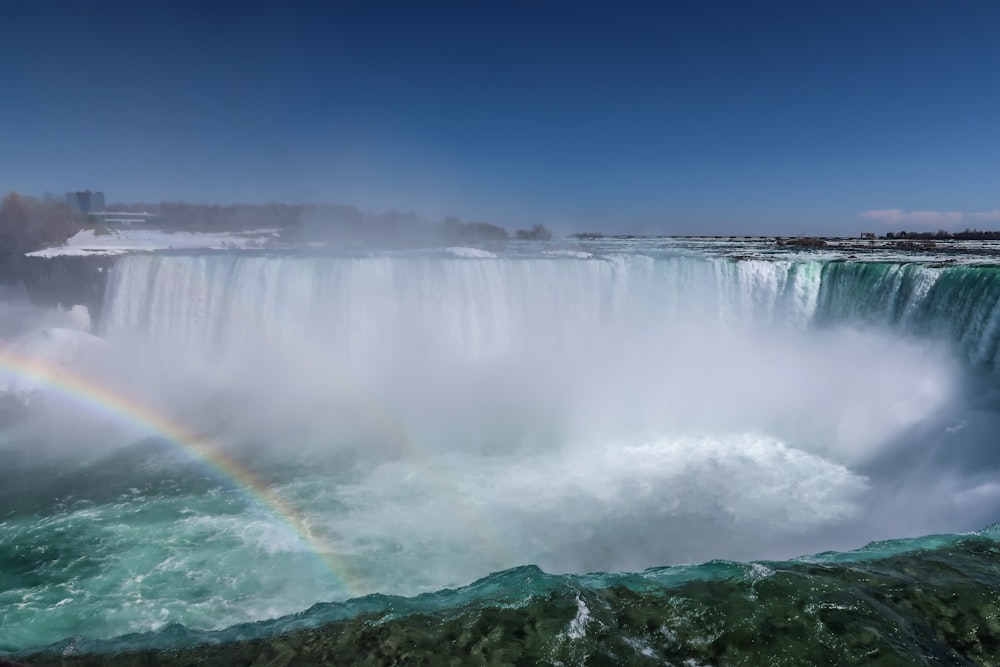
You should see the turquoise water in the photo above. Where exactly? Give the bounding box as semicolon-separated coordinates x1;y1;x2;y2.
4;240;1000;660
17;530;1000;664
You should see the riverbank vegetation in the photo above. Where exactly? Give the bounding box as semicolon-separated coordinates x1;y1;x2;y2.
0;193;80;256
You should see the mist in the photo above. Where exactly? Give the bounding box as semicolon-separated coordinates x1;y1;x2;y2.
4;252;993;604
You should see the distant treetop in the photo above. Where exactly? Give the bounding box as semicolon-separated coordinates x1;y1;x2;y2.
515;224;553;241
0;192;81;256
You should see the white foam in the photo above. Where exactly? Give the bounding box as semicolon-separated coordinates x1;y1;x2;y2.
624;637;659;658
65;305;92;332
446;246;496;258
565;595;591;640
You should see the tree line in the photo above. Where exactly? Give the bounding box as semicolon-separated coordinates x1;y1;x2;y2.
1;194;556;253
885;229;1000;240
110;201;552;246
0;193;80;256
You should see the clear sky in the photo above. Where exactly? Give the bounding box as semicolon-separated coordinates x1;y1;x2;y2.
2;1;998;235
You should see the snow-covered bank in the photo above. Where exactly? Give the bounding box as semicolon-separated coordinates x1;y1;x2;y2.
27;228;282;257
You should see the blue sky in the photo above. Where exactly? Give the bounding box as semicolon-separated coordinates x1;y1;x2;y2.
2;1;998;235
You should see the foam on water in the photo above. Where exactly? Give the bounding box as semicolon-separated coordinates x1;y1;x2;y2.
5;243;1000;653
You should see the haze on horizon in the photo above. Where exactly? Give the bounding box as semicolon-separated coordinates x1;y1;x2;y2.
2;1;998;237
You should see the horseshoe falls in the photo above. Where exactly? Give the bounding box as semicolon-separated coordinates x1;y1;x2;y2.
5;240;1000;665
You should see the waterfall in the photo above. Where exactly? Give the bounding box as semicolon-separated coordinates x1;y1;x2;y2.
103;253;1000;367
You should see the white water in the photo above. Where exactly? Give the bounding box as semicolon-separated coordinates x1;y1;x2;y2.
6;246;999;649
96;253;975;561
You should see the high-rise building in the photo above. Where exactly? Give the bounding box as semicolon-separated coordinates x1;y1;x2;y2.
65;190;105;215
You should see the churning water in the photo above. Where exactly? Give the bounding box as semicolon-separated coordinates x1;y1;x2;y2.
4;239;1000;660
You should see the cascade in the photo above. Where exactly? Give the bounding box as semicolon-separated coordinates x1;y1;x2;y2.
6;248;1000;655
103;254;1000;367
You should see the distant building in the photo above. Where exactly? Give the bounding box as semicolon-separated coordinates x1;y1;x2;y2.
860;232;876;240
65;190;105;215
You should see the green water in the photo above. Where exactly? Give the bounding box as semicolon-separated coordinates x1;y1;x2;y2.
8;247;1000;664
15;529;1000;666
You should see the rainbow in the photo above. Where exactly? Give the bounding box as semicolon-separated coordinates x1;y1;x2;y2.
101;253;516;569
0;344;366;597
